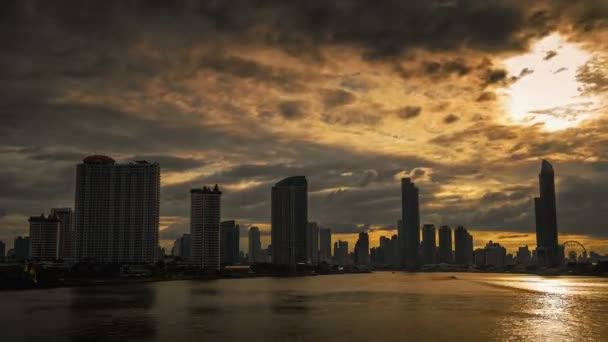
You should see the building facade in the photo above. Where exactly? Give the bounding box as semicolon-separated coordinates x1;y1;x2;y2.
190;185;222;270
14;236;29;262
306;222;319;264
29;214;60;262
220;220;240;265
354;232;370;265
271;176;308;267
74;155;160;264
334;240;349;265
50;208;73;260
534;160;561;267
438;225;452;263
454;226;473;265
401;178;420;267
248;226;262;263
421;224;436;264
319;228;332;262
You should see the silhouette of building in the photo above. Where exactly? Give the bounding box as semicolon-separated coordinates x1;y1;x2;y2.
483;241;506;267
474;248;486;267
454;226;473;265
0;240;5;262
401;178;420;267
334;240;349;265
319;228;332;262
28;213;60;262
354;232;370;265
50;208;73;260
190;185;222;270
220;220;240;265
248;226;262;263
534;160;561;267
516;245;531;265
74;156;160;263
421;224;436;264
306;222;319;264
271;176;308;267
14;236;29;262
438;225;452;263
171;233;191;260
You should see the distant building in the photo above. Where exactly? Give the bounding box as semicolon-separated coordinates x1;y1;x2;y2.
190;185;222;270
421;224;436;264
454;226;473;265
319;228;332;262
534;160;561;267
172;233;191;260
50;208;73;260
354;232;370;265
248;226;263;263
438;225;452;263
474;248;486;267
484;241;507;267
14;236;29;262
271;176;308;267
306;222;319;264
220;220;240;265
516;245;531;265
74;156;160;263
29;214;60;262
334;240;349;265
401;178;420;267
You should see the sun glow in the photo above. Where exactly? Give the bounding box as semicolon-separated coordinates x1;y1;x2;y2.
500;34;600;131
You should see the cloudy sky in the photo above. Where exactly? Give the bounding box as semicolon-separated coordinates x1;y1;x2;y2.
2;0;608;253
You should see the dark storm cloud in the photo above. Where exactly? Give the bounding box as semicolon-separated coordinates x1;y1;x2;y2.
443;114;460;124
484;69;508;84
476;91;497;102
397;106;422;120
423;59;471;77
278;101;308;120
321;88;357;108
131;155;208;171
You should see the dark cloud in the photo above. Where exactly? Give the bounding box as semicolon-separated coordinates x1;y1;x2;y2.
397;106;422;120
484;69;508;84
132;155;207;172
476;91;497;102
543;50;557;60
321;88;356;108
443;114;460;124
278;101;308;120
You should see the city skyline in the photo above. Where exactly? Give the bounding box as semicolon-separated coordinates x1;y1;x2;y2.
2;1;608;256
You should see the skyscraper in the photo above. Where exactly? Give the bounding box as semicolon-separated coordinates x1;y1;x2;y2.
74;156;160;263
454;226;473;265
334;240;349;265
50;208;73;260
28;213;60;262
220;220;240;265
438;225;452;263
248;226;262;263
354;232;370;265
319;228;332;262
534;159;560;267
172;233;192;260
306;222;319;264
14;236;29;262
401;178;420;267
0;240;5;262
190;185;222;270
271;176;308;267
421;224;436;264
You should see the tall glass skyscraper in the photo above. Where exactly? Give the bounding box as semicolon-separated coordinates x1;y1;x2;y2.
271;176;308;267
534;160;561;266
191;185;222;270
401;178;420;267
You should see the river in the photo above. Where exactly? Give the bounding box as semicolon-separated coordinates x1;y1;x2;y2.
1;272;607;341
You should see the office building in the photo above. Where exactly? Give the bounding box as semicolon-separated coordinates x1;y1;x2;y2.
454;226;473;265
438;225;452;263
516;245;531;265
50;208;73;260
401;178;420;267
534;160;561;267
421;224;436;264
0;240;5;262
14;236;29;262
74;155;160;263
334;240;349;265
220;220;240;265
191;185;222;270
319;228;332;262
306;222;319;264
271;176;308;267
29;213;60;262
484;241;507;267
172;233;191;260
354;232;370;265
248;226;262;263
474;248;486;267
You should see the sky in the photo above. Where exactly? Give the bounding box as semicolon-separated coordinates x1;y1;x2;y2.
1;0;608;254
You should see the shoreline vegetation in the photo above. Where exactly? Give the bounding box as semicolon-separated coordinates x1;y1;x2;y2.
1;261;607;291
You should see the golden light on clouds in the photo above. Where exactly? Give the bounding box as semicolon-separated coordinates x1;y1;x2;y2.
500;33;602;131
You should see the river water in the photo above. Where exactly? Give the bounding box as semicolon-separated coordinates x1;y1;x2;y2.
1;272;607;341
